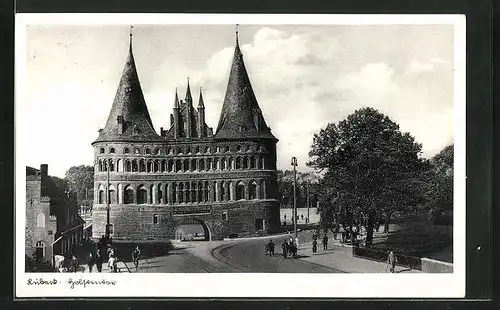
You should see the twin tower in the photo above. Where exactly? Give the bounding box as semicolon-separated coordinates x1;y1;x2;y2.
91;27;280;241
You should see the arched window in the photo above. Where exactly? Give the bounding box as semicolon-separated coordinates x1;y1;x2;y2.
199;159;205;171
204;181;209;202
249;181;257;200
191;182;196;203
207;158;212;170
139;159;146;172
98;189;105;204
172;183;177;204
161;160;166;172
158;183;163;204
258;157;263;169
250;156;255;169
109;160;115;172
35;241;45;261
153;214;159;224
178;183;184;203
145;148;151;155
109;147;115;154
205;146;210;154
147;160;153;173
132;159;138;172
236;157;242;169
168;160;174;172
137;186;147;204
184;159;189;172
197;181;203;202
109;187;116;204
243;157;249;169
237;145;241;152
191;159;197;171
221;158;226;170
124;187;134;204
150;184;154;204
124;147;130;154
154;148;160;155
134;148;140;154
229;157;234;170
100;148;105;154
175;160;182;172
186;147;191;154
186;183;191;203
99;160;103;172
236;181;245;200
125;160;131;172
225;146;230;153
212;182;217;201
220;181;226;202
154;160;160;173
195;146;199;154
116;159;122;172
214;158;219;170
36;213;45;228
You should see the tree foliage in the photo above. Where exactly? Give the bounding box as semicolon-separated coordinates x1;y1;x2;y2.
424;144;453;224
307;107;429;245
64;165;94;204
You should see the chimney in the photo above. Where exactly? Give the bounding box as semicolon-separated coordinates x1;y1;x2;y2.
40;164;48;176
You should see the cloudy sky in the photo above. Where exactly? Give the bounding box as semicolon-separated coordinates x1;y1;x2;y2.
22;24;454;178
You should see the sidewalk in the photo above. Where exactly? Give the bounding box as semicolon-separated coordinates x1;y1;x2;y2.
297;241;421;273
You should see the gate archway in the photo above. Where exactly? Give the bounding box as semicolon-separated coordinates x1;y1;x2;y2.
173;217;211;241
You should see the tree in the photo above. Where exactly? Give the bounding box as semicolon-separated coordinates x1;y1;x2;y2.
424;144;453;224
64;165;94;207
307;107;428;246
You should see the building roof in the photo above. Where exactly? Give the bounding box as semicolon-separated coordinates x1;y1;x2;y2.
214;34;277;141
93;34;163;144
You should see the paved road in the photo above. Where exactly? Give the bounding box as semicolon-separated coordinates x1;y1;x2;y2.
212;237;344;273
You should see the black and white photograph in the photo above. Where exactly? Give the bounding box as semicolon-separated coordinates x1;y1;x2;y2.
15;14;466;298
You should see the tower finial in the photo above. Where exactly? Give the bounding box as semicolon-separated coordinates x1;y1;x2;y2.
235;24;240;46
129;25;134;48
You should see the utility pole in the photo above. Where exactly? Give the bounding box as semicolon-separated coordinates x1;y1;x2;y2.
291;157;298;238
306;182;310;223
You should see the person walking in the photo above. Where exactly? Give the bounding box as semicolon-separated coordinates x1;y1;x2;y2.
312;239;318;254
387;251;397;273
87;252;95;273
95;248;103;273
71;253;79;273
322;234;329;251
132;246;141;270
267;240;275;257
108;253;117;273
281;240;288;258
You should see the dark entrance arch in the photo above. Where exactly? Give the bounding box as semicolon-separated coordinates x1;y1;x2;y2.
173;218;211;241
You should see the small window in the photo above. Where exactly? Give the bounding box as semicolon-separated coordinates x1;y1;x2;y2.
145;148;151;155
48;230;53;235
154;148;160;155
109;147;115;154
124;147;130;154
134;148;140;154
237;145;241;152
222;211;228;221
225;146;230;152
195;146;199;153
153;214;159;224
255;218;264;231
186;147;191;154
205;146;210;154
100;148;105;154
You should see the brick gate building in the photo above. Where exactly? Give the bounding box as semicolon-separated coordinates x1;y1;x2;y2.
91;30;279;241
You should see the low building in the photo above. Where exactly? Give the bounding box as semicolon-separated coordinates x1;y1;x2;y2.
280;207;320;225
25;164;85;265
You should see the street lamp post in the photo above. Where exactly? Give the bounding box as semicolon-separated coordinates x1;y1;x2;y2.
291;157;298;238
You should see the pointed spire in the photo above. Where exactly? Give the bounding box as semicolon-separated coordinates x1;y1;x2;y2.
93;28;161;143
198;87;205;108
185;77;192;101
129;25;134;50
174;87;179;108
214;26;277;141
235;24;240;48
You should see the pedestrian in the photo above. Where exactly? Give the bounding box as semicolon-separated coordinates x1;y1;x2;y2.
322;234;328;251
267;239;275;257
71;253;79;273
108;253;117;273
87;252;95;273
281;240;288;258
387;251;397;273
95;248;103;273
132;246;141;270
312;239;318;254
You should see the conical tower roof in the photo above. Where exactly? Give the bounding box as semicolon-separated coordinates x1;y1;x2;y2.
214;30;277;141
93;31;162;143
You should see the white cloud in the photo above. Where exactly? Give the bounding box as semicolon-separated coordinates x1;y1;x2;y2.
405;60;435;75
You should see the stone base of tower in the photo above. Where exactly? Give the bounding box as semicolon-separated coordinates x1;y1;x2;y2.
91;200;279;241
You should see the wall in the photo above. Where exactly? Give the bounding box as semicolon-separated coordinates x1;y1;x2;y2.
280;207;320;225
421;257;453;273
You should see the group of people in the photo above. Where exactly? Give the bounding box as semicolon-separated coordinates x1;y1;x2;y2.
312;234;329;254
265;236;300;259
85;236;142;273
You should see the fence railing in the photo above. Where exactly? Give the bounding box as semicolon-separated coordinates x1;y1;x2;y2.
352;246;422;271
